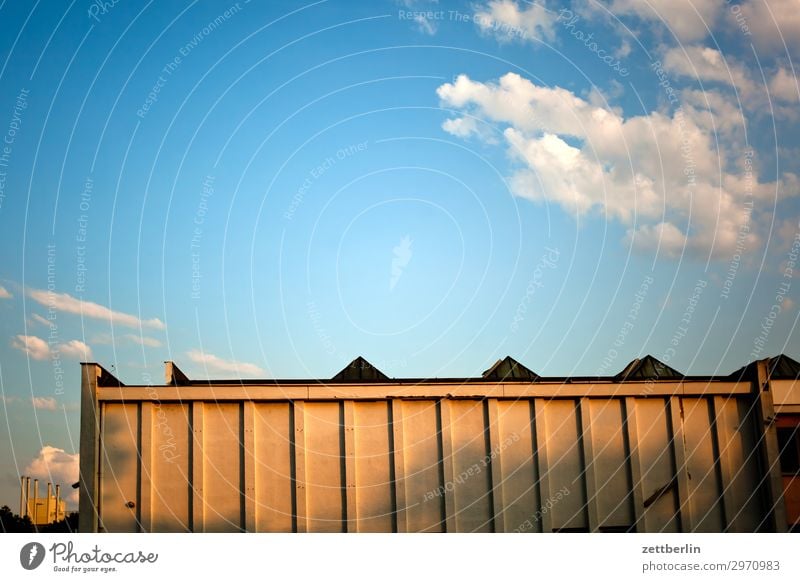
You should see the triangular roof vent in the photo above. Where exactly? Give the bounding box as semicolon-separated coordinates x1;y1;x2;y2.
617;355;682;381
331;356;389;382
768;354;800;379
482;356;539;381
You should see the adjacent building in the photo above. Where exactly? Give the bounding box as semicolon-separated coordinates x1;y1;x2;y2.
78;354;800;532
19;476;67;526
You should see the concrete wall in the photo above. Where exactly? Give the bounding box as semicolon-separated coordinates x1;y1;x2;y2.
79;362;789;533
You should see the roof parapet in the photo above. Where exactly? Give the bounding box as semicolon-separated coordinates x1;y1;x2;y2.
165;361;191;386
80;362;124;387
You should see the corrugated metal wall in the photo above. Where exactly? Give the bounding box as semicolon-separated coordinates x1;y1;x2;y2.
90;390;771;532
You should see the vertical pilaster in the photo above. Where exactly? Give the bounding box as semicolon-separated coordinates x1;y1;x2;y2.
294;402;307;532
670;397;692;532
487;399;505;532
755;360;789;532
243;402;256;532
191;403;204;532
580;399;600;531
79;363;101;532
624;398;645;531
343;401;357;532
139;402;153;532
439;400;456;532
391;400;407;532
534;400;553;533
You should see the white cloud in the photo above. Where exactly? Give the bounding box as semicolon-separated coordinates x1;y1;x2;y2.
24;446;80;504
32;397;58;411
615;38;631;59
29;313;53;327
440;115;499;142
399;0;440;34
679;88;747;135
85;332;162;347
124;334;162;347
413;13;437;35
659;47;798;119
437;72;791;257
625;222;688;258
1;395;73;411
0;285;11;299
28;289;165;330
609;0;722;42
733;0;800;55
776;217;800;251
12;335;94;360
59;339;92;360
441;115;478;137
769;67;799;102
12;335;50;360
474;0;557;43
661;45;755;100
187;349;264;376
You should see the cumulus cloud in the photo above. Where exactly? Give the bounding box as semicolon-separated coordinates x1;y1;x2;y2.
442;115;480;137
187;349;264;376
28;289;165;330
769;67;799;102
24;446;80;504
474;0;557;42
12;335;94;360
59;339;92;360
32;397;58;411
660;46;798;114
609;0;722;42
437;72;792;257
12;335;51;360
661;45;755;100
733;0;800;55
2;395;70;411
440;115;499;143
625;222;688;258
0;285;11;299
775;217;800;252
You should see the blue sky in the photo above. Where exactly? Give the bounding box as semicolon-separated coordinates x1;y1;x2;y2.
1;0;799;509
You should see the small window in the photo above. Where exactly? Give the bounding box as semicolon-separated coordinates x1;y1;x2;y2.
777;426;800;475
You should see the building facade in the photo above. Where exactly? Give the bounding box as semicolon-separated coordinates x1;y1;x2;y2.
78;355;800;533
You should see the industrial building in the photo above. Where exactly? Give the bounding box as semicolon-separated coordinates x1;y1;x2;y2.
18;476;67;526
78;354;800;533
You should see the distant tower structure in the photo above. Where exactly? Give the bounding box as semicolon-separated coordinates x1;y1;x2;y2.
19;475;66;525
